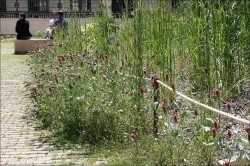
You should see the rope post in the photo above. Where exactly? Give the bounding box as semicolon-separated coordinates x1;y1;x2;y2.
153;76;159;137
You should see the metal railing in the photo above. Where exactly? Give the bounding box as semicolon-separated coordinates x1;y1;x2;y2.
0;11;98;18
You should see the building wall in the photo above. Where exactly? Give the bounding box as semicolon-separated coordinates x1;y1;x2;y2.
5;0;172;13
5;0;100;12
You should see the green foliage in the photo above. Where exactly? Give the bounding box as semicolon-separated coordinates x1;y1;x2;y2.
27;0;250;165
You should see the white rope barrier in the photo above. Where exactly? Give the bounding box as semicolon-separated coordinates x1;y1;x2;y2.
157;80;250;125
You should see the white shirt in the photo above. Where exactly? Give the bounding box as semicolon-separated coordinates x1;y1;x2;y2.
49;19;55;27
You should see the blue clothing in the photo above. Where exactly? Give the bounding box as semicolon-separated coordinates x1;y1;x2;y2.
54;17;67;28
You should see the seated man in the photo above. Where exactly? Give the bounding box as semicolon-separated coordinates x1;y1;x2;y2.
50;10;68;39
15;13;32;40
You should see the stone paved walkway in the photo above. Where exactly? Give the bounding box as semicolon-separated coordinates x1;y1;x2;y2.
0;41;107;166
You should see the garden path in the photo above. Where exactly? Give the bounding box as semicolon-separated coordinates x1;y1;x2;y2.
0;40;107;166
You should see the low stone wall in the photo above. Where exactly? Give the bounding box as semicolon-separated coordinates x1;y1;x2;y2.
14;39;50;54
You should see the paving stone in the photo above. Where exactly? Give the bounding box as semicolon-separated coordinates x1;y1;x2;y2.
0;43;105;166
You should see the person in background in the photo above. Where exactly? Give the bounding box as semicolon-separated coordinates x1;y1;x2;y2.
45;11;57;39
15;13;32;40
53;10;67;30
50;10;68;39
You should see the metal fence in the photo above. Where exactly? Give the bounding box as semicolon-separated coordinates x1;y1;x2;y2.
0;11;97;18
0;0;183;18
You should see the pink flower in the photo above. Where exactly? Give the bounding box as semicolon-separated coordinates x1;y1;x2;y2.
161;105;166;111
213;120;218;129
212;127;216;137
227;130;232;138
194;108;198;116
174;114;178;122
215;88;219;96
225;160;229;166
130;133;135;141
143;150;146;156
226;102;231;110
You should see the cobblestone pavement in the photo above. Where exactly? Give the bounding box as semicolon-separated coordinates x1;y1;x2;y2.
0;41;107;166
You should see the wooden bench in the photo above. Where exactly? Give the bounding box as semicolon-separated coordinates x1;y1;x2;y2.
14;39;51;54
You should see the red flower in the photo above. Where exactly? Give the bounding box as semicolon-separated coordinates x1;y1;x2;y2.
215;88;219;96
171;83;175;90
33;87;37;94
245;126;249;133
38;83;43;88
152;82;155;87
227;130;232;138
174;108;178;113
194;108;198;116
225;160;229;166
212;127;216;137
130;133;135;141
48;86;51;92
151;75;155;80
206;93;210;98
33;94;37;100
139;87;144;94
161;105;166;111
226;102;231;110
181;158;185;162
213;120;218;129
165;73;169;80
174;114;178;122
143;70;147;74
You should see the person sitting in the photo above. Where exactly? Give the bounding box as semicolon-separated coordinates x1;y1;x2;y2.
53;10;67;29
15;13;32;40
50;10;68;39
45;11;57;39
